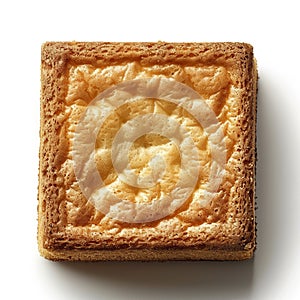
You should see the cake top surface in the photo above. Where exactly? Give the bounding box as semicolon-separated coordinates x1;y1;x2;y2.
39;42;256;254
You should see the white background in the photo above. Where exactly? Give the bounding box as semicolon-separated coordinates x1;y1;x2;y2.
0;0;299;299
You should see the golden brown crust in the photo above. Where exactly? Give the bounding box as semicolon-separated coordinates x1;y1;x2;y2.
38;42;257;261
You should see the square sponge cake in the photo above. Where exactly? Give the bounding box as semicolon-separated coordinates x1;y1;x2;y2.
38;42;257;261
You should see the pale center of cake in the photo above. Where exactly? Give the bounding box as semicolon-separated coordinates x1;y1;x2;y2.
94;99;207;205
